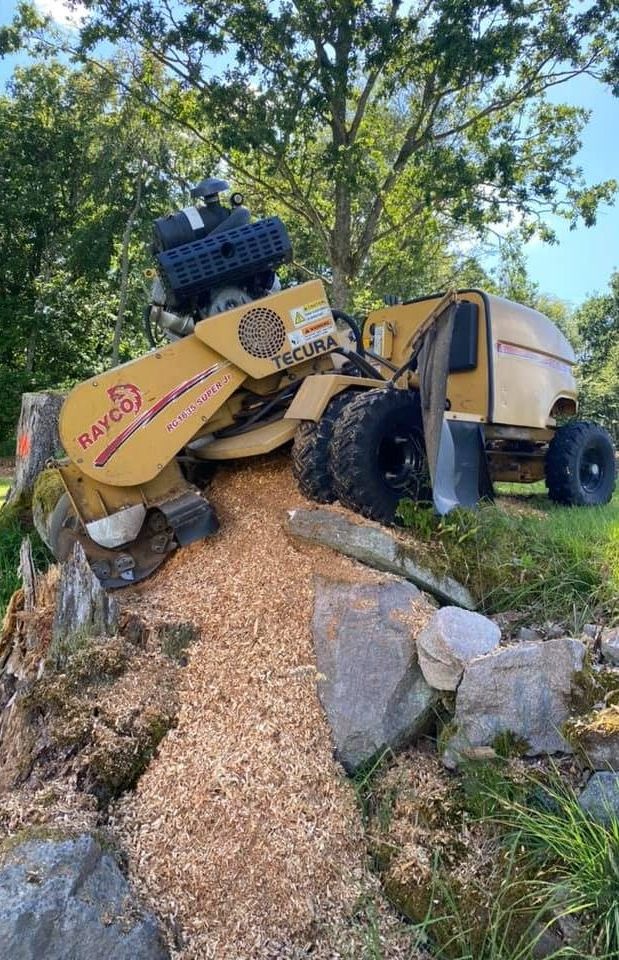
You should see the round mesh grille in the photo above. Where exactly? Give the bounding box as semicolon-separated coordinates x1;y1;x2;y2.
238;307;286;359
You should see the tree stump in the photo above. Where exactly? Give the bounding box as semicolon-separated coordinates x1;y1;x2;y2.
7;392;64;508
52;542;119;645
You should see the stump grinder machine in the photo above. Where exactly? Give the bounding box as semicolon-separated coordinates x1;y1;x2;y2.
49;178;616;587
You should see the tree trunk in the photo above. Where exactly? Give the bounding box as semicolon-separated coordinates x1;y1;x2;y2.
7;392;64;508
112;166;144;367
330;263;352;311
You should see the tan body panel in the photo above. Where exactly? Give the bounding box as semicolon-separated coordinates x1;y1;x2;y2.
59;459;190;524
284;373;385;423
59;280;346;489
194;279;338;378
195;419;298;460
487;294;577;428
60;334;246;486
367;291;490;420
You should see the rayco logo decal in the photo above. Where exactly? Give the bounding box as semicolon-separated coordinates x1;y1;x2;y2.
77;383;143;450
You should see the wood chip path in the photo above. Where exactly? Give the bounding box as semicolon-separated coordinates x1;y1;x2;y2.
113;453;431;959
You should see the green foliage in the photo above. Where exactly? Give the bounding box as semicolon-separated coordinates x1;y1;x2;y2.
575;271;619;443
397;489;619;628
0;512;51;621
412;847;563;960
39;0;618;308
0;56;214;442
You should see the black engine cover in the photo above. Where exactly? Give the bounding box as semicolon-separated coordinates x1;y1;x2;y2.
156;216;292;309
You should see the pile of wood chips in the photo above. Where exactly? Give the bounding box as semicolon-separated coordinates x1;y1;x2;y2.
113;454;428;959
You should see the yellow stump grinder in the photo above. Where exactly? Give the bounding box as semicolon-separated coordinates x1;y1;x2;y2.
49;177;616;587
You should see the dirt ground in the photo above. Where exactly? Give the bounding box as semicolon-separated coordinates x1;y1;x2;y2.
112;453;432;959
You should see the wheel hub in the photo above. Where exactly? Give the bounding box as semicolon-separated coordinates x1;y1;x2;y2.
580;449;604;493
378;433;425;490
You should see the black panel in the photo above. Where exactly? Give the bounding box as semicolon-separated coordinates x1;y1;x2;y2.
449;301;479;372
156;216;292;308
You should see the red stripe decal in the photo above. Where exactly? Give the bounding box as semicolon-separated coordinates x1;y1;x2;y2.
496;341;572;374
93;363;227;467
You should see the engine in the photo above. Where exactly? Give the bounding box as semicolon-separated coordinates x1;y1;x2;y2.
145;177;293;344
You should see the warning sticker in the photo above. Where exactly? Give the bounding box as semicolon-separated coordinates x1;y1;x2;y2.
288;316;336;348
290;298;332;328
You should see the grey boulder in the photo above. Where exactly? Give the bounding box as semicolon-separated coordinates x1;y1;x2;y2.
416;606;500;690
601;628;619;666
442;638;586;768
312;577;437;774
0;834;169;960
289;508;475;609
579;772;619;824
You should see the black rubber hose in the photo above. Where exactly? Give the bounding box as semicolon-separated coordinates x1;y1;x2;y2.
332;309;364;355
331;348;387;381
143;305;157;348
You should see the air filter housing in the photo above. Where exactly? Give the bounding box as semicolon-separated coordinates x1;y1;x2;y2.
156;216;292;309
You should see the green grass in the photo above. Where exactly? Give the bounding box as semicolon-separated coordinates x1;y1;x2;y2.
411;764;619;959
492;771;619;959
397;487;619;629
0;476;11;502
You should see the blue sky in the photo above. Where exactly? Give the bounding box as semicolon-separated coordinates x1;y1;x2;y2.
2;0;618;307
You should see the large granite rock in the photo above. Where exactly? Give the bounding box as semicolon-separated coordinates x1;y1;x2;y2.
312;577;437;774
416;606;500;690
579;772;619;824
289;508;475;609
442;638;586;768
0;834;169;960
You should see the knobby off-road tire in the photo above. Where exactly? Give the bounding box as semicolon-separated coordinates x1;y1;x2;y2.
330;388;430;523
545;420;616;506
291;390;361;502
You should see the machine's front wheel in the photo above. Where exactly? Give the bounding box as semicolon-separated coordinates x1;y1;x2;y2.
292;390;361;503
330;388;430;523
545;420;616;506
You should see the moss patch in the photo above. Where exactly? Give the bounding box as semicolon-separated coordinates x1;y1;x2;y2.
21;635;180;810
32;467;65;520
157;620;199;662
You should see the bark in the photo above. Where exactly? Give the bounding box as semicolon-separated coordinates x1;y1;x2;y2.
330;259;352;311
52;542;119;644
111;165;144;368
7;392;64;507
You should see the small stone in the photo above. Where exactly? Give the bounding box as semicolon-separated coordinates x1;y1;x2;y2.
416;607;500;691
516;626;540;643
601;628;619;666
579;772;619;824
312;577;437;774
582;623;599;640
567;706;619;770
544;622;565;639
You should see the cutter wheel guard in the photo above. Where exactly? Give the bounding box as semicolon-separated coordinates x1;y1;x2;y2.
48;176;616;588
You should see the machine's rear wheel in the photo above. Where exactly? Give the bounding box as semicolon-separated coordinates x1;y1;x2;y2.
330;388;430;523
545;420;616;506
292;390;360;502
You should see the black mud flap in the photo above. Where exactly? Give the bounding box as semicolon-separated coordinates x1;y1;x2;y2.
432;421;493;515
159;491;220;546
